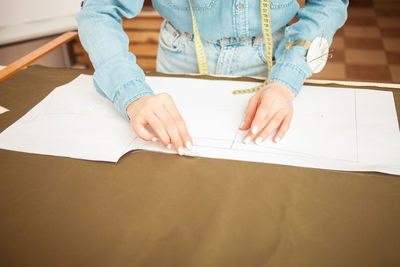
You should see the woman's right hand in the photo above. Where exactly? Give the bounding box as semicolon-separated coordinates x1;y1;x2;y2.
126;93;193;155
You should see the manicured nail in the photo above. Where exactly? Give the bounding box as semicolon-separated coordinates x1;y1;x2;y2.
178;147;185;156
275;137;281;143
243;136;251;144
167;144;172;150
185;141;193;150
255;137;263;145
251;126;259;135
151;137;158;142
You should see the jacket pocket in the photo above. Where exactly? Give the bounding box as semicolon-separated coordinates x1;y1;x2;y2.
158;21;185;53
270;0;295;9
162;0;217;10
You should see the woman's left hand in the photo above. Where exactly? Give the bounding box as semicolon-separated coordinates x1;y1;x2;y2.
240;81;295;145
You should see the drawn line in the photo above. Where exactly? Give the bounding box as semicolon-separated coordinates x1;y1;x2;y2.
193;137;358;163
230;111;246;149
195;141;360;163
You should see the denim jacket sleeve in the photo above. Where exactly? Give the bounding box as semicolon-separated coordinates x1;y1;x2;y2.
269;0;349;95
76;0;154;119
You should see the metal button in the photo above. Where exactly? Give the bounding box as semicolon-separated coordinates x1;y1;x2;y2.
237;3;243;11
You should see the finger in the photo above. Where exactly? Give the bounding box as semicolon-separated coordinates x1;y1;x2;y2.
249;101;277;139
163;99;193;150
145;113;171;147
154;106;185;155
242;103;272;144
273;113;292;143
254;111;286;145
132;117;156;142
240;95;260;130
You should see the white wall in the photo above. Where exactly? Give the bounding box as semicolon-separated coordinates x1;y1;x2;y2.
0;0;81;27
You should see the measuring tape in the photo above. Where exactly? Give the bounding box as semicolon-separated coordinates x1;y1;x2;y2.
188;0;209;75
188;0;273;95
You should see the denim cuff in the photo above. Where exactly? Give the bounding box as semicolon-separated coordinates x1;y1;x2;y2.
116;79;154;120
91;51;155;120
269;62;310;95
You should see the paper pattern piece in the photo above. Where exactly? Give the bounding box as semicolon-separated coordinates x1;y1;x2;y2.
0;105;9;114
0;75;399;175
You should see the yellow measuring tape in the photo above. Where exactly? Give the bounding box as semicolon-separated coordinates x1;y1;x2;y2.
188;0;273;95
188;0;209;75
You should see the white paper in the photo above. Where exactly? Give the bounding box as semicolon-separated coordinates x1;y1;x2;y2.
0;74;399;175
0;105;9;114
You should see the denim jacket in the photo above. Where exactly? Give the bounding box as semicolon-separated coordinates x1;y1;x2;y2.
77;0;348;118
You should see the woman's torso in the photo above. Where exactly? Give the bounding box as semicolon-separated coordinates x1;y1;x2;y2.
152;0;300;39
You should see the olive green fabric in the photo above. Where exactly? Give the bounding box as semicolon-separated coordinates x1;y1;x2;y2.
0;65;399;267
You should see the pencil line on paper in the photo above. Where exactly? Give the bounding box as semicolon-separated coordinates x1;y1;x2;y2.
194;135;345;157
193;136;357;162
230;111;246;149
195;141;359;163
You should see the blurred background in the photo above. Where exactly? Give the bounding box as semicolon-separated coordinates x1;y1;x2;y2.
0;0;399;83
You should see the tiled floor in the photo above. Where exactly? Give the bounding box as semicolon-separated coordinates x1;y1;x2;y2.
312;0;400;83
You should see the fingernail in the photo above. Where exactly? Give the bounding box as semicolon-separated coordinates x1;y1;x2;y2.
275;137;281;143
255;137;263;145
243;136;251;145
251;126;258;135
185;141;193;150
178;147;185;156
239;122;244;129
167;144;172;150
151;137;158;142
